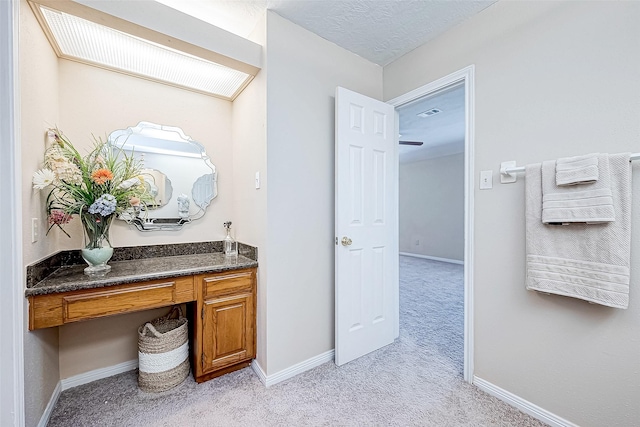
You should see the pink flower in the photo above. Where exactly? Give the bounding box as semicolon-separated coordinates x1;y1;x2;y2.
48;210;72;225
129;196;141;207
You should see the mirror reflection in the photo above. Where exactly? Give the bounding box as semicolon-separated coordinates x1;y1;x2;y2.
141;168;173;208
108;122;218;231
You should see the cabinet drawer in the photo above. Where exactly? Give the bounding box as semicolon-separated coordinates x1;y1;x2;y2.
62;280;176;323
202;271;254;299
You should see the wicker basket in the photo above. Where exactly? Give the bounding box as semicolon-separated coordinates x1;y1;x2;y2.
138;306;190;392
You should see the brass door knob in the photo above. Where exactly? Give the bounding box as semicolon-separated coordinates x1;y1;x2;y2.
341;237;352;246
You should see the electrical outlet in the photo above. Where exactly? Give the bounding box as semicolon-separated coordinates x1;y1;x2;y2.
31;218;38;243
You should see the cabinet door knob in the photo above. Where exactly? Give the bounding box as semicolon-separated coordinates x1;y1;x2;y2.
341;237;352;246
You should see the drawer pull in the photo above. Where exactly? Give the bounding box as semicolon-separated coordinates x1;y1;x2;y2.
205;272;252;282
63;282;175;321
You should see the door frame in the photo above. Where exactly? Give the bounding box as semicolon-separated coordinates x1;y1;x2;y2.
387;65;475;383
0;0;26;424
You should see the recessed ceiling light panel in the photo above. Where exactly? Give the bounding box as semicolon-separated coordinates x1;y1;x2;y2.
38;6;251;99
417;108;441;118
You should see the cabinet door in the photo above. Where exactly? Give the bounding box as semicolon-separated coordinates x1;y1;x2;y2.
201;292;255;373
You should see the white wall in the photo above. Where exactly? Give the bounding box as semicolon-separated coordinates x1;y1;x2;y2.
399;153;464;261
231;14;268;371
264;11;383;374
20;0;61;424
385;2;640;426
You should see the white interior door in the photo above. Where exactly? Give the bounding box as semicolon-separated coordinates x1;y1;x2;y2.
335;86;398;366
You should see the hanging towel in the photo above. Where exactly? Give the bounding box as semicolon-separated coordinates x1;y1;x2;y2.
556;153;599;186
525;153;632;309
541;154;614;224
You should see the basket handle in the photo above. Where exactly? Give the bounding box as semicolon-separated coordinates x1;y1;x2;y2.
162;305;184;320
140;322;163;337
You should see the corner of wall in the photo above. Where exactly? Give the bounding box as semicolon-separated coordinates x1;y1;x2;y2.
20;0;62;424
231;11;268;372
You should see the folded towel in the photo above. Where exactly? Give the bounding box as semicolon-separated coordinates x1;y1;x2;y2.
556;153;599;186
542;154;614;224
525;153;632;308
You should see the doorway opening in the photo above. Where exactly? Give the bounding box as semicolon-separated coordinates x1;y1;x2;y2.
388;66;475;382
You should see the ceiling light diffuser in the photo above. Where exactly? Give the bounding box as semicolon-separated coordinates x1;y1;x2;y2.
37;5;252;100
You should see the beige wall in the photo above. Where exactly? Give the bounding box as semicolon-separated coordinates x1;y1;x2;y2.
57;60;234;249
231;14;268;370
20;0;61;425
21;3;237;382
399;153;464;261
54;60;234;377
264;11;383;374
385;2;640;426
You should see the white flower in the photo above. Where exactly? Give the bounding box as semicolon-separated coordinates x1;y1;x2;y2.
32;169;56;190
47;159;79;185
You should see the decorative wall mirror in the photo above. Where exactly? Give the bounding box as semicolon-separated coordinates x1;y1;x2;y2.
109;122;217;231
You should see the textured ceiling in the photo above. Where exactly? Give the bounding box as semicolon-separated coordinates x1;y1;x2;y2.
398;83;465;163
154;0;475;162
156;0;496;66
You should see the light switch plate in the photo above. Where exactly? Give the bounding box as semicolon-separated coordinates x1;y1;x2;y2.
31;218;38;243
480;170;493;190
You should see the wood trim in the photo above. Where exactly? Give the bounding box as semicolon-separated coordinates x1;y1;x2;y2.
387;65;475;384
473;376;578;427
52;55;255;101
194;361;251;384
251;350;335;387
399;252;464;265
1;0;25;424
27;0;260;75
26;0;260;101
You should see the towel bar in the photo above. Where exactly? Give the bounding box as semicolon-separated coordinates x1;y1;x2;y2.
499;153;640;183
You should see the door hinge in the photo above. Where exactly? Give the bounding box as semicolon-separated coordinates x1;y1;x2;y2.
201;307;205;319
201;353;205;368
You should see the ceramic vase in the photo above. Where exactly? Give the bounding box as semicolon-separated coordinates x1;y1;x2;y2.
81;213;114;276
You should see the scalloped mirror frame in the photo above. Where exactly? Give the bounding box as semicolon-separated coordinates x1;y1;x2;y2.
109;121;218;231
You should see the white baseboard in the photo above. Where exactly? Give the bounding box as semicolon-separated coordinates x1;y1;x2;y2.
39;360;138;426
400;252;464;265
251;349;335;387
251;360;268;385
37;381;61;427
61;359;138;391
473;376;577;427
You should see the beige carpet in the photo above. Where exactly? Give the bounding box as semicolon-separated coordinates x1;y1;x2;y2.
47;256;547;426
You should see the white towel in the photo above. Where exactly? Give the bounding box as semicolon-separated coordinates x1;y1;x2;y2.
542;154;614;224
525;153;631;309
556;153;599;186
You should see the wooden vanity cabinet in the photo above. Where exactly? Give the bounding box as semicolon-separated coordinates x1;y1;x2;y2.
193;268;256;383
28;265;257;384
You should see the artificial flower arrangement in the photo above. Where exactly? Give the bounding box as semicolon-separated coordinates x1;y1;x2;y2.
32;129;152;274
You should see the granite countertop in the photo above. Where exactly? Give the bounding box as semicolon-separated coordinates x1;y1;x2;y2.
25;242;258;297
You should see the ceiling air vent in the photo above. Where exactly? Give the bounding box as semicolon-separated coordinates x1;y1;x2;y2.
417;108;441;118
